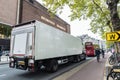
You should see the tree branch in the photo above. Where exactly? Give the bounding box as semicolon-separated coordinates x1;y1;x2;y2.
106;0;120;31
92;0;112;31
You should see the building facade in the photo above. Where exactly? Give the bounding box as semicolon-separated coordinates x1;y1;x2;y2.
0;0;70;34
0;0;18;25
0;0;71;52
78;34;106;49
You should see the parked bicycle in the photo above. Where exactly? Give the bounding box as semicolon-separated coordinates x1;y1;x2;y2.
107;52;120;80
107;64;120;80
108;53;117;65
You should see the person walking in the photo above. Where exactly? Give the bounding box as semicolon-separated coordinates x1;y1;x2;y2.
101;49;105;58
95;48;101;62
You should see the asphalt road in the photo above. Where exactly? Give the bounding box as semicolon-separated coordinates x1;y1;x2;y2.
0;58;92;80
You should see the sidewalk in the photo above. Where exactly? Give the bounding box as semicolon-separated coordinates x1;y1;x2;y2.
0;56;9;65
53;53;111;80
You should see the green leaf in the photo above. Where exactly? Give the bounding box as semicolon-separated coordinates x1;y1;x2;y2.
42;0;114;39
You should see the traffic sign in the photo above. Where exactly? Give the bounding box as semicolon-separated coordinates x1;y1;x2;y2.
106;31;120;41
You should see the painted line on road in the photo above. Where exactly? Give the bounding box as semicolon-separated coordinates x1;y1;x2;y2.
0;74;6;77
0;66;8;69
53;58;95;80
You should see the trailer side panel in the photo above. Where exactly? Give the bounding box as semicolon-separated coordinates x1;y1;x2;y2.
35;21;83;60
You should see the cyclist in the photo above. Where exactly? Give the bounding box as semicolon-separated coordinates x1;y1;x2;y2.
95;47;101;62
101;49;105;58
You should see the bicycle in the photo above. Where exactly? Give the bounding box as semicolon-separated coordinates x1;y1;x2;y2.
107;64;120;80
108;53;117;65
97;54;100;62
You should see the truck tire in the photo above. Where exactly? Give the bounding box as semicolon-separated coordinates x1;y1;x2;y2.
51;60;58;72
9;61;15;68
73;55;80;63
45;59;58;72
82;54;86;60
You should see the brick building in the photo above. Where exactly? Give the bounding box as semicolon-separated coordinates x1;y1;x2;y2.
0;0;70;34
0;0;70;51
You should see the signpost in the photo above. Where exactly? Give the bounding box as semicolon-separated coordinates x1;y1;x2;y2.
106;31;120;41
106;31;120;63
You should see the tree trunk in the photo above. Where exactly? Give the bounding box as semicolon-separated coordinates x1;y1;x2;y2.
106;0;120;31
106;0;120;53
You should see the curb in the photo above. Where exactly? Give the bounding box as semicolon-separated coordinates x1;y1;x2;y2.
0;62;9;65
104;53;112;80
53;58;94;80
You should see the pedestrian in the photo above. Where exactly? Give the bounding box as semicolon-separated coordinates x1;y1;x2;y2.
101;49;105;58
112;48;115;54
95;47;101;62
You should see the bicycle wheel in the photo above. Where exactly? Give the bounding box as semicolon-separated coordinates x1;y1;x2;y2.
114;73;120;80
107;72;115;80
107;72;120;80
108;56;116;65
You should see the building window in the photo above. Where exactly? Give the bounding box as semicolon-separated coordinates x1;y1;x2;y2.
29;0;34;4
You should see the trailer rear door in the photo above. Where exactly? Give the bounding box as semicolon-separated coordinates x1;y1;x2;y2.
11;23;34;56
13;33;27;55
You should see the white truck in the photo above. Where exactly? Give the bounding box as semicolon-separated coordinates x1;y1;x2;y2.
9;20;86;72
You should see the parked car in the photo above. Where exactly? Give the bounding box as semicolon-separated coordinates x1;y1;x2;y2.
0;51;2;56
2;50;10;56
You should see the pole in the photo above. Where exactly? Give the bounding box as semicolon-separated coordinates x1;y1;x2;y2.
114;42;119;64
114;42;119;53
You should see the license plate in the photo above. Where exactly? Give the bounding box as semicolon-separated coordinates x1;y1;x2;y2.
113;69;120;72
18;61;25;65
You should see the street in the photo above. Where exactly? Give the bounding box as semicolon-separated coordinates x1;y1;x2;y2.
0;58;91;80
0;0;118;80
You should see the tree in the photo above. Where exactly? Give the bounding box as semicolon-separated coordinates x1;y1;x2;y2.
0;24;11;38
106;0;120;53
106;0;120;31
42;0;113;38
42;0;120;50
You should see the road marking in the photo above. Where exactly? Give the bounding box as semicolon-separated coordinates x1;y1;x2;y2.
0;66;8;69
53;58;94;80
0;74;6;77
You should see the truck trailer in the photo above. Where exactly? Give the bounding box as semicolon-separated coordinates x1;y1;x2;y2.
9;20;86;72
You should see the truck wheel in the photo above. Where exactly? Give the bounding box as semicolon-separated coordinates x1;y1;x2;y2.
9;61;15;68
80;53;86;60
73;55;80;63
51;60;58;72
82;54;86;60
45;59;58;72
